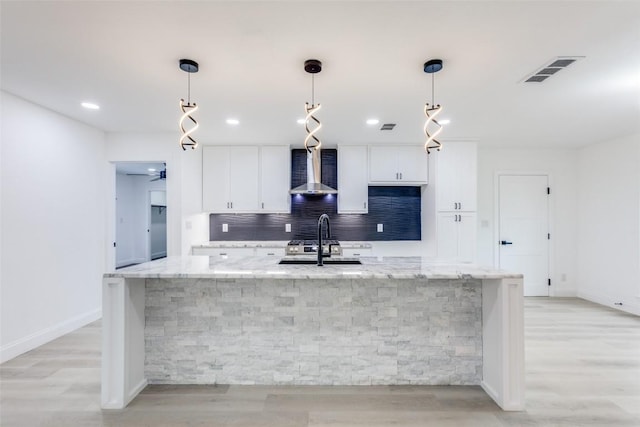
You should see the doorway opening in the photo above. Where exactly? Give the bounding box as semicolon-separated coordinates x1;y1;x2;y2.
114;162;167;269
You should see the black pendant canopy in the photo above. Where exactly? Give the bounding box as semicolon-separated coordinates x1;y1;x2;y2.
304;59;322;74
424;59;443;74
179;59;199;73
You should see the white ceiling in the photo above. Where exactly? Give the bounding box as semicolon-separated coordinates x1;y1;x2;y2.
2;1;639;149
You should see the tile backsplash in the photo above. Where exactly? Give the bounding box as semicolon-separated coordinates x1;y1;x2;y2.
209;149;421;241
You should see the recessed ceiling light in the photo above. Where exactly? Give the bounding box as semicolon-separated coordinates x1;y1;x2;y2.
297;118;306;124
147;168;156;172
226;118;239;125
81;102;100;110
439;119;451;125
366;118;379;125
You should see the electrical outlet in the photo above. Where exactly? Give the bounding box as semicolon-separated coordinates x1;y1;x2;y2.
222;224;228;232
377;224;384;232
185;220;192;230
561;273;567;281
285;224;291;233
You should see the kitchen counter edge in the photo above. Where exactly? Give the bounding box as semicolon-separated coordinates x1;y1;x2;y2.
105;256;523;280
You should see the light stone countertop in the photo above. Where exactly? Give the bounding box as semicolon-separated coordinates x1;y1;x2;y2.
192;241;373;249
192;241;287;249
105;255;522;280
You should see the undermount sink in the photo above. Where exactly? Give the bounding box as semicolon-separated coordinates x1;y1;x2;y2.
278;258;362;265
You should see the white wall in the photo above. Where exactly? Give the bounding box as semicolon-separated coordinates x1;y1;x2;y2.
477;147;578;296
577;133;640;315
115;174;166;267
0;92;106;362
115;173;138;266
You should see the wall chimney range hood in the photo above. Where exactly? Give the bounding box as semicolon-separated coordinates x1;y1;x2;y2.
290;148;337;195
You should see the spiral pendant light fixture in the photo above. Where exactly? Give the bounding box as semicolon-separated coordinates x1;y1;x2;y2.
423;59;444;154
303;59;322;153
179;59;199;151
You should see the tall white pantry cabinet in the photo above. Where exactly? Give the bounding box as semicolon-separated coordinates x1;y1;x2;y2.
435;141;478;262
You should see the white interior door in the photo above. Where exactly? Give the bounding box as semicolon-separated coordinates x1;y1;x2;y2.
498;174;549;296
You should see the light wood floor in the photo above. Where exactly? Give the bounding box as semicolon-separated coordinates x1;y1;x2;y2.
1;297;639;426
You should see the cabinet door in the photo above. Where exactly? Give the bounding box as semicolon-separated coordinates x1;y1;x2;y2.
369;146;399;182
436;212;459;260
260;146;290;212
436;141;477;211
457;212;477;263
397;146;428;183
202;146;230;212
456;142;477;211
341;248;373;258
338;146;368;213
228;147;260;212
435;146;459;212
255;247;282;257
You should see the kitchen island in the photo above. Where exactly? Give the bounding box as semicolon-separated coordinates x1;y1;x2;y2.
102;256;524;411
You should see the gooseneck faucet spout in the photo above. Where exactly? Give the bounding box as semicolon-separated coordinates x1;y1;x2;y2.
317;214;332;266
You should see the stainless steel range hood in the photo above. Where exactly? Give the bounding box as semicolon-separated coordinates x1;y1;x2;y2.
290;147;337;195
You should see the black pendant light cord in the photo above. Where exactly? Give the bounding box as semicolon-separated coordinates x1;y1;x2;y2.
311;73;315;106
431;73;435;106
188;72;191;105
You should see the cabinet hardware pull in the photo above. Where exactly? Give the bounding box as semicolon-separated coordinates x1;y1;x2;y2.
262;202;264;209
459;202;462;210
399;173;403;180
500;240;513;245
364;202;366;209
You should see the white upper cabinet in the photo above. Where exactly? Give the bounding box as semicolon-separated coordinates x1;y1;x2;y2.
259;145;290;213
338;145;368;213
436;141;477;212
227;146;260;211
202;146;231;212
369;145;428;184
203;145;290;213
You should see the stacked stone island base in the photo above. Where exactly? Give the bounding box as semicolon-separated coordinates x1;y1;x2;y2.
102;256;524;411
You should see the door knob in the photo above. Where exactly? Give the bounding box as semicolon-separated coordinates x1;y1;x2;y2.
500;240;513;245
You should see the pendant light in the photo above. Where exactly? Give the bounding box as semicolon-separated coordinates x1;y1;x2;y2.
179;59;199;150
423;59;444;154
304;59;322;153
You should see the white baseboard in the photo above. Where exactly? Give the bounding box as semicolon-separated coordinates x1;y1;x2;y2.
0;308;102;363
116;257;146;268
150;252;166;260
577;290;640;316
551;289;578;297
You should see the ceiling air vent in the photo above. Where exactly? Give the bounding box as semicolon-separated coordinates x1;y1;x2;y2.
380;123;396;130
522;56;584;83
